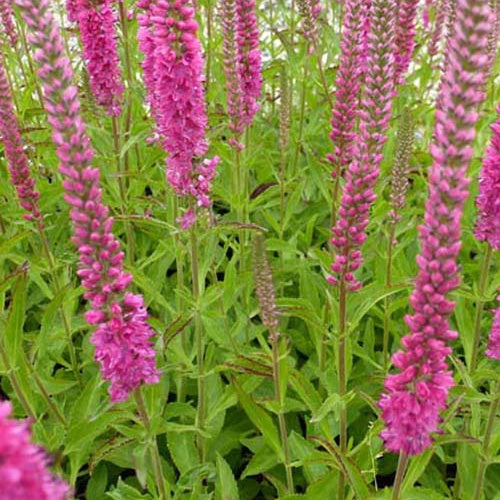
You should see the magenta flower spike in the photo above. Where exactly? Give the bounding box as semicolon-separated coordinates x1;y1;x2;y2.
328;0;370;180
379;0;492;456
329;0;397;290
487;295;500;360
428;0;448;60
235;0;262;126
0;54;42;224
221;0;246;149
0;400;69;500
475;106;500;251
68;0;124;116
0;0;18;45
394;0;419;82
15;0;161;403
137;0;219;227
297;0;322;52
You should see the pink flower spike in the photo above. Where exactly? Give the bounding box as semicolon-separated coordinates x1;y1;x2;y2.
329;0;370;177
0;400;70;499
16;0;160;403
137;0;219;221
475;105;500;250
379;0;492;455
0;0;18;45
329;0;397;289
0;53;43;226
486;294;500;361
394;0;419;83
68;0;124;116
235;0;262;126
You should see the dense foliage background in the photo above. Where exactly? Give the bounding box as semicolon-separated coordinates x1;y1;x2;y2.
0;0;499;498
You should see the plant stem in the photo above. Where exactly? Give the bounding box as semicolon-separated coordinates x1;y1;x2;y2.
473;379;500;500
0;339;37;420
292;56;309;176
271;336;294;493
118;0;138;183
111;115;135;263
134;389;170;500
337;276;347;500
313;43;333;109
205;0;213;96
190;223;206;462
383;222;397;370
392;452;409;500
470;244;492;373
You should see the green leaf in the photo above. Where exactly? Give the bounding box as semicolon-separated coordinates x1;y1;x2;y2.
215;453;240;500
232;376;284;462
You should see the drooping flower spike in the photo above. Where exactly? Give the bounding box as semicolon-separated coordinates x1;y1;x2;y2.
0;53;42;224
0;400;69;500
15;0;161;403
67;0;124;116
329;0;397;290
379;0;492;455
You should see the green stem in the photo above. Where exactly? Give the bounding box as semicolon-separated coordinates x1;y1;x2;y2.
337;277;347;500
313;42;333;109
473;379;500;500
112;116;135;263
271;336;294;493
0;340;37;420
205;0;213;96
190;224;206;462
292;56;309;177
18;21;45;107
118;0;137;185
134;389;170;500
470;244;492;373
392;452;409;500
383;223;396;370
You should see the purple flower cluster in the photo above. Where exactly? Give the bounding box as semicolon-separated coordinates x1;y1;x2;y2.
0;53;42;224
428;0;448;60
15;0;160;403
0;0;18;45
67;0;124;116
0;401;69;500
487;295;500;360
475;106;500;251
328;0;370;179
221;0;246;149
137;0;218;225
328;0;397;290
235;0;262;126
379;0;492;455
297;0;322;51
394;0;419;82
